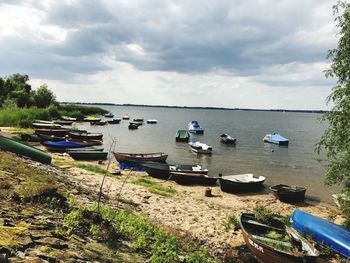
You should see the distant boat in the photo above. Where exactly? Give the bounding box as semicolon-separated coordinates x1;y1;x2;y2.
68;151;108;161
128;123;139;129
83;116;101;122
107;118;121;124
218;174;265;193
35;129;70;136
189;141;212;154
220;134;236;144
263;133;289;146
41;141;87;152
188;120;204;134
142;162;208;179
169;172;217;186
32;122;61;129
52;120;74;126
113;152;168;164
90;121;107;126
122;115;130;120
147;119;158;124
68;132;103;140
61;116;77;121
175;130;190;142
129;121;143;126
291;209;350;258
133;118;144;122
104;112;114;118
270;184;306;203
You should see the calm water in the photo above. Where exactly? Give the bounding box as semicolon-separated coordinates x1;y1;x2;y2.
75;105;337;203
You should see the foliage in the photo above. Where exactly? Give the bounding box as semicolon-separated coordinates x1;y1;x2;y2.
33;84;57;108
223;215;240;231
131;178;176;197
58;104;107;119
253;204;276;225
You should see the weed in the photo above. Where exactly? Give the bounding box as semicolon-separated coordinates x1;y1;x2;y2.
254;204;275;225
223;215;240;231
131;178;176;197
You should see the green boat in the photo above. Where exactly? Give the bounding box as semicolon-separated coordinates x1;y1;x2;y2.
0;135;51;164
175;130;190;142
68;150;108;161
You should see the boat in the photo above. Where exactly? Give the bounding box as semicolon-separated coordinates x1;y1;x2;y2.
68;139;103;146
104;112;114;118
83;116;101;122
52;120;74;125
0;135;51;164
240;213;319;263
188;141;212;154
142;162;208;179
218;174;266;193
35;129;70;136
36;133;67;141
34;120;54;124
270;184;306;203
107;118;121;124
32;122;62;129
113;152;168;164
68;132;103;140
90;121;107;126
169;172;218;185
68;151;108;161
128;123;139;130
41;141;87;152
133;118;144;122
129;121;143;126
188;120;204;134
122;115;130;120
147;119;158;124
175;130;190;142
291;209;350;258
332;193;350;208
20;133;41;142
220;134;236;144
61;116;77;121
263;133;289;146
67;146;104;152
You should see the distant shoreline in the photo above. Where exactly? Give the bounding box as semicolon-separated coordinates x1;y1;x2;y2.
60;102;328;114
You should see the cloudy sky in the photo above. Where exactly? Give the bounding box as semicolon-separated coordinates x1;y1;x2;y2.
0;0;339;110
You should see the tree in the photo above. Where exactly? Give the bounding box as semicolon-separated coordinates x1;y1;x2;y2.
317;1;350;228
33;84;56;108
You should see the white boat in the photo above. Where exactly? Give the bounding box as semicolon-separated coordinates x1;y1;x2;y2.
189;141;212;154
147;119;158;124
188;120;204;134
263;133;289;146
218;174;266;193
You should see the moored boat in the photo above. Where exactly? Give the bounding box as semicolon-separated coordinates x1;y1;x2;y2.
122;115;130;120
218;174;265;193
36;133;67;142
83;116;101;122
142;162;208;179
128;123;139;129
107;118;121;124
104;112;114;118
129;121;143;126
189;141;212;154
188;120;204;134
0;135;51;164
68;132;103;140
169;172;217;185
68;151;108;161
113;152;168;164
133;118;144;122
291;209;350;258
220;134;236;144
147;119;157;124
53;120;74;125
35;129;70;136
270;184;306;203
263;133;289;146
32;122;61;129
61;116;77;121
175;130;190;142
240;213;319;263
90;121;107;126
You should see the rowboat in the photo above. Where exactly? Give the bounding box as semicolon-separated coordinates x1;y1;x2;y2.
218;174;266;193
142;162;208;179
36;133;67;141
104;112;114;118
35;129;70;136
68;151;108;161
147;119;157;124
61;116;77;121
67;146;104;152
175;130;190;142
52;120;74;125
188;120;204;134
41;141;87;152
113;152;168;164
34;120;54;124
189;141;212;154
68;132;103;140
263;133;289;146
90;121;107;126
129;121;143;126
107;119;121;124
220;134;236;144
291;209;350;258
0;135;51;164
169;172;218;185
240;213;319;263
32;122;62;129
270;184;306;203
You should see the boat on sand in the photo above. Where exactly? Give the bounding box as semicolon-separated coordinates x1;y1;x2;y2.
218;174;265;193
113;152;168;164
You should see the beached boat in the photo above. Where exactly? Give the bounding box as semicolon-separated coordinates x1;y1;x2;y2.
52;120;74;125
147;119;158;124
41;141;87;152
61;116;77;121
220;134;236;144
240;213;319;263
35;129;70;136
188;120;204;134
189;141;212;154
68;151;108;161
32;122;62;129
20;133;41;142
36;133;67;142
169;172;217;185
107;118;121;124
122;115;130;120
90;121;107;126
263;133;289;146
0;135;51;164
83;116;101;122
175;130;190;142
142;162;208;179
270;184;306;203
291;209;350;258
128;123;139;130
67;146;104;152
104;112;114;118
218;174;265;193
34;120;54;124
68;132;103;140
113;152;168;164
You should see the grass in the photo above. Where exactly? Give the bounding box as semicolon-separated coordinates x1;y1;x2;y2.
131;178;176;197
223;215;240;231
54;158;111;177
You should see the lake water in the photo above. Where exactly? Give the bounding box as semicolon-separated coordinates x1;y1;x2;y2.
75;105;337;203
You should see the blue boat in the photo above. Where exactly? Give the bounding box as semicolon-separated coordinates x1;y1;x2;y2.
188;120;204;134
291;209;350;258
41;141;86;152
104;112;114;118
263;133;289;146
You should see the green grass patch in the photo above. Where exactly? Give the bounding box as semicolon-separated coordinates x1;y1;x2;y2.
54;158;111;177
223;214;240;231
131;178;176;197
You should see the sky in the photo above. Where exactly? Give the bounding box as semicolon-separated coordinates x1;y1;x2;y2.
0;0;340;110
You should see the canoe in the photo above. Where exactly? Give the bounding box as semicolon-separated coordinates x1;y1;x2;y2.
32;122;62;129
263;133;289;146
34;120;54;124
189;141;212;154
220;134;237;144
188;120;204;134
218;174;266;193
147;119;157;124
35;129;70;136
68;151;108;161
67;146;104;152
68;132;103;140
0;135;51;164
169;172;218;185
291;209;350;258
175;130;190;142
142;162;208;179
107;119;121;124
113;152;168;164
270;184;306;203
240;213;319;263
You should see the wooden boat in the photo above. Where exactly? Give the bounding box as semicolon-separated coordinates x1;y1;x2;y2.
68;132;103;140
122;115;130;120
90;121;107;126
169;172;217;185
291;209;350;258
218;174;266;193
240;213;319;263
32;122;61;129
68;151;108;161
35;129;70;136
107;118;121;124
41;141;87;152
175;130;190;142
263;133;289;146
142;162;208;179
61;116;77;121
34;120;54;124
83;116;101;122
133;118;144;122
220;134;236;144
0;135;51;164
52;120;74;125
68;139;103;146
113;152;168;164
147;119;158;124
67;146;104;152
104;112;114;118
36;133;67;141
128;123;139;130
188;120;204;134
270;184;306;203
189;141;212;154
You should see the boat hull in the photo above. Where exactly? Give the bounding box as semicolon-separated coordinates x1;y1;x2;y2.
68;151;108;161
113;152;168;164
218;178;265;193
170;172;217;185
270;185;306;203
175;130;190;142
68;132;103;140
35;129;70;136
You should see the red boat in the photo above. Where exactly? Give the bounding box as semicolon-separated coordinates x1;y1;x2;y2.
35;129;70;136
113;152;168;164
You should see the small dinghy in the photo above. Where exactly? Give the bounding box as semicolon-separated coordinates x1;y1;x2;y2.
35;129;70;136
175;130;190;142
220;134;236;144
169;172;217;185
32;122;61;129
142;162;208;179
128;123;139;130
104;112;114;118
68;151;108;161
107;118;121;124
53;120;74;125
270;184;306;203
147;119;157;124
113;152;168;164
189;141;212;154
263;133;289;146
61;116;77;121
188;120;204;134
133;118;144;122
218;174;265;193
122;115;130;120
240;213;319;263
